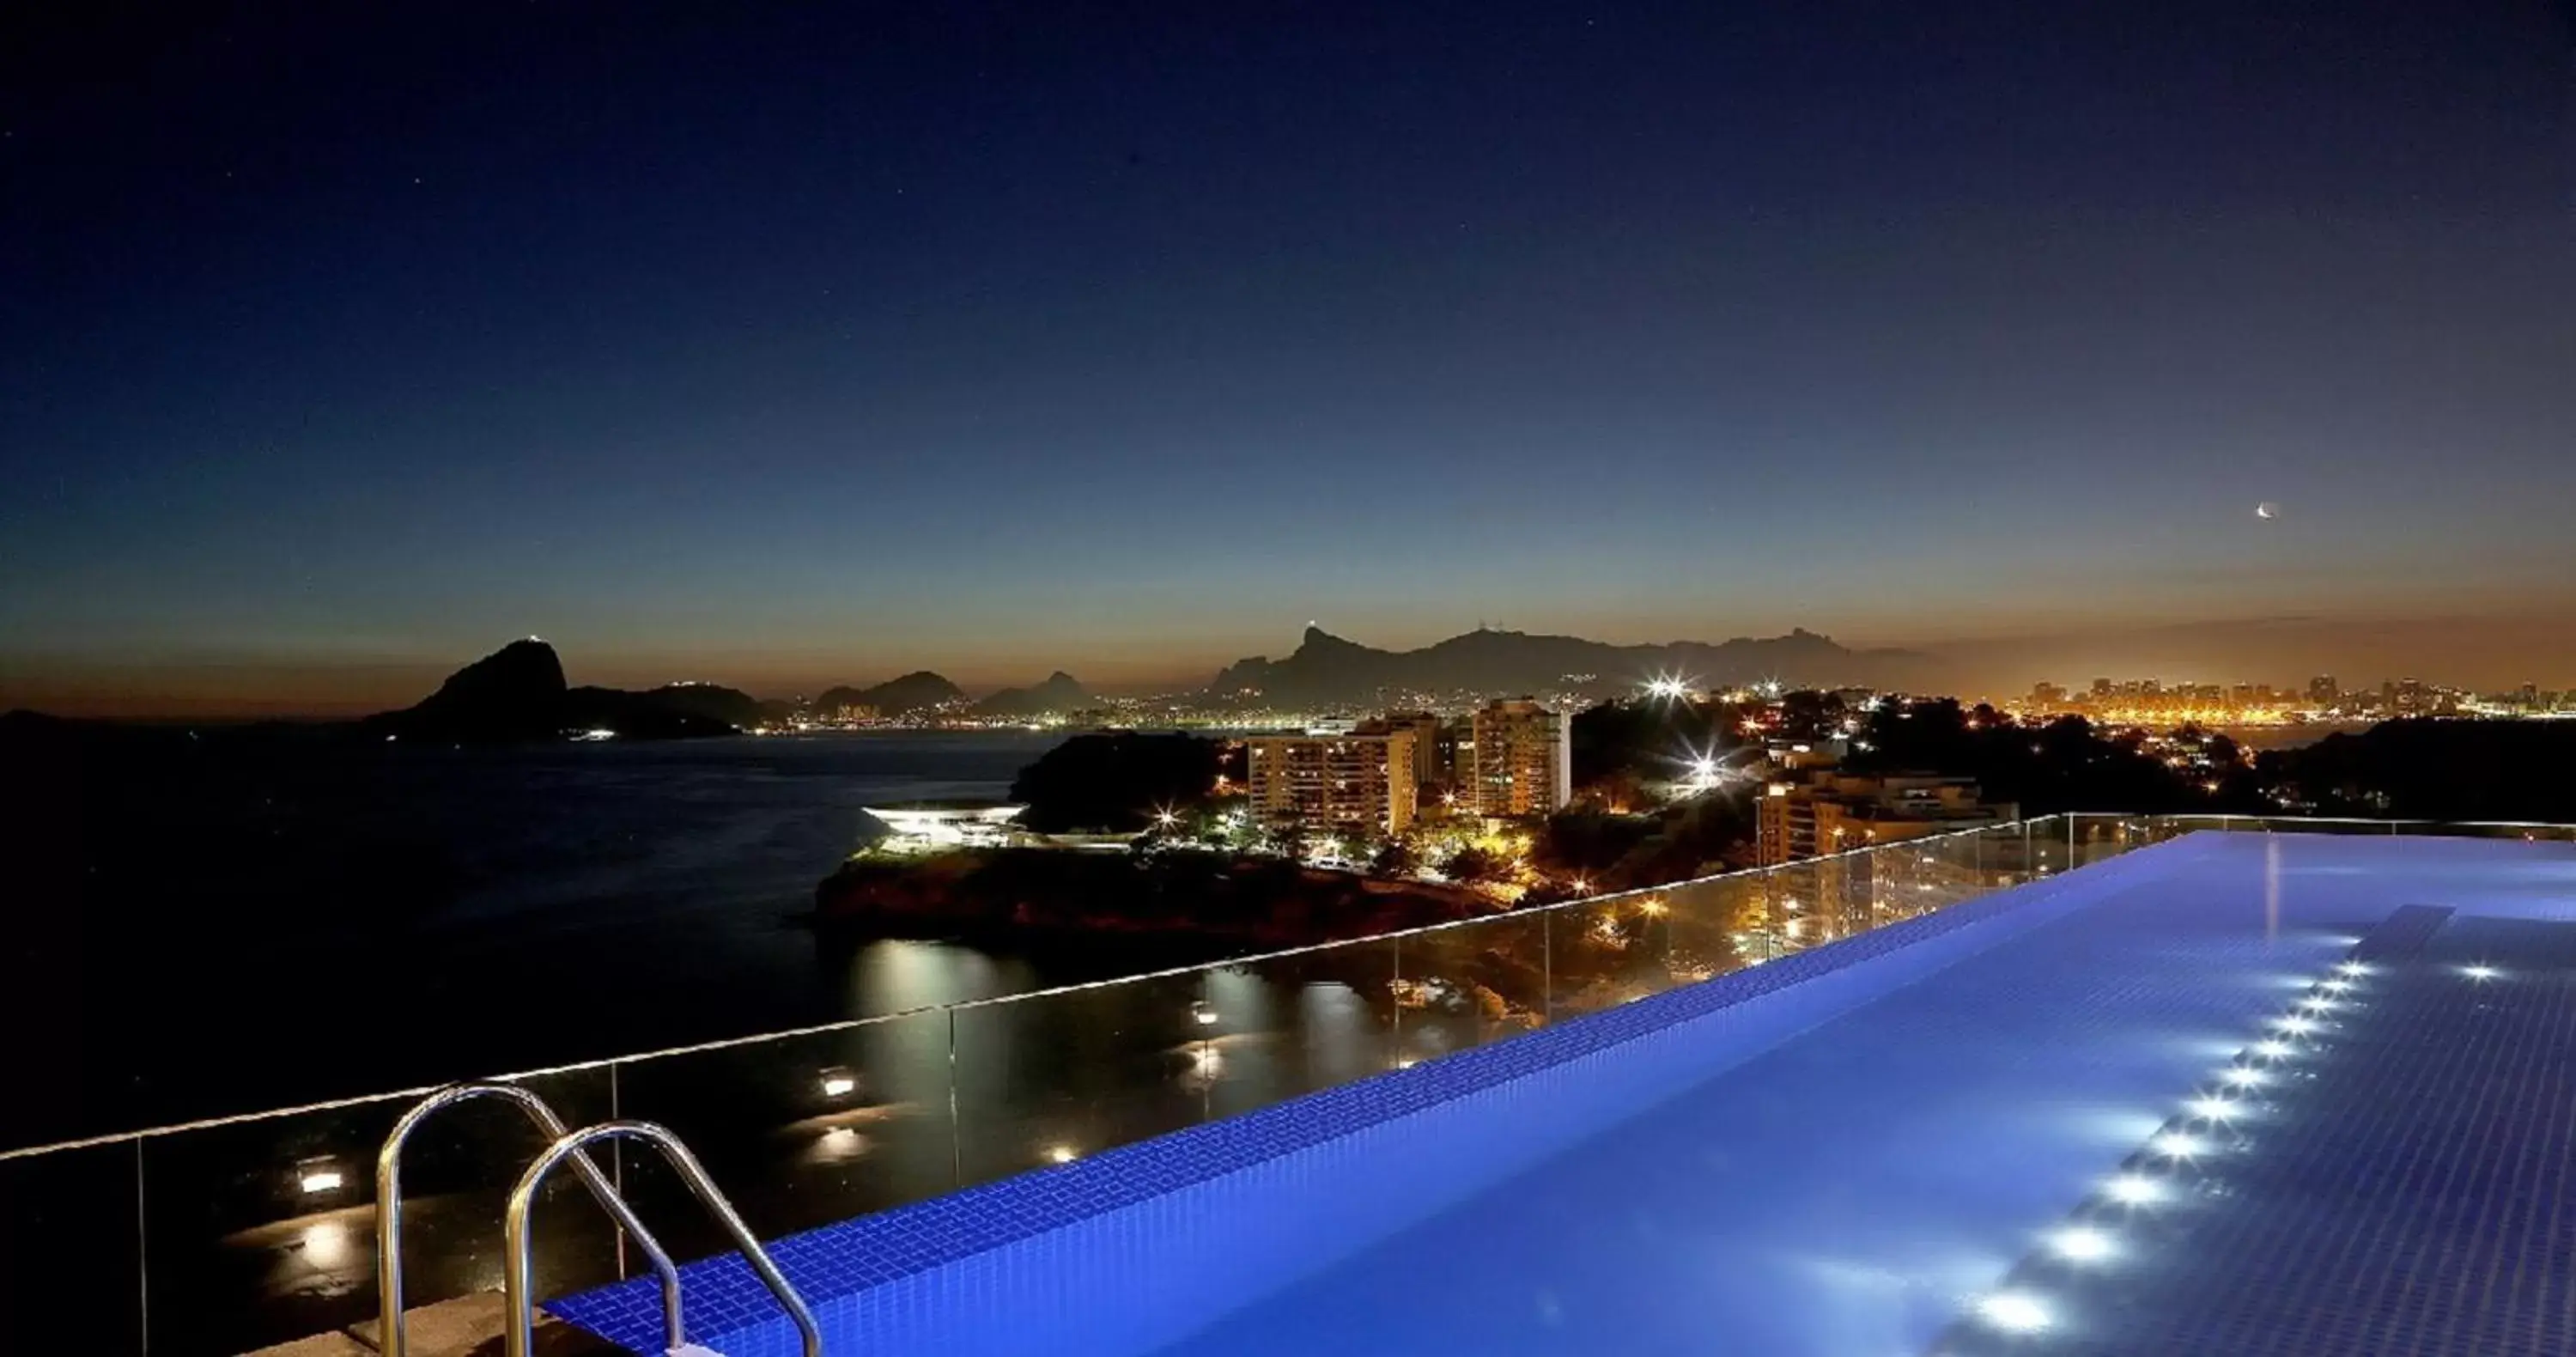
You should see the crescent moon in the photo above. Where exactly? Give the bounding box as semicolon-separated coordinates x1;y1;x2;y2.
2256;502;2279;520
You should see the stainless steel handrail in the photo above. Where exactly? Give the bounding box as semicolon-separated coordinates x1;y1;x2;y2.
375;1083;684;1357
505;1119;823;1357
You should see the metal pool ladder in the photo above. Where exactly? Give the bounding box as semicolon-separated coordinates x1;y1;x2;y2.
374;1083;822;1357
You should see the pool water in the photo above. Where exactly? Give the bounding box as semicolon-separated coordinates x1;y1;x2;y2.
553;832;2576;1357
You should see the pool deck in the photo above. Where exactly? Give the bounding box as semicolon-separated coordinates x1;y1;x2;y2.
550;831;2576;1356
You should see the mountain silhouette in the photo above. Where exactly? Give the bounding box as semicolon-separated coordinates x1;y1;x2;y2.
363;639;738;742
816;671;967;716
1208;625;1924;705
641;681;788;728
971;671;1092;717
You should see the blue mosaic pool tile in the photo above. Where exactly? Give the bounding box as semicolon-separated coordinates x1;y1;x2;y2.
1930;904;2576;1357
550;839;2215;1353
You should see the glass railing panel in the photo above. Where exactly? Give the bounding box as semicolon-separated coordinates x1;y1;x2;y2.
2069;812;2174;861
2024;816;2072;877
1548;892;1680;1018
2135;812;2221;842
1800;851;1865;943
141;1067;614;1356
950;971;1211;1188
0;1140;142;1354
1766;861;1824;953
1868;836;1953;926
1389;912;1547;1066
1189;945;1404;1118
2067;812;2126;867
1659;872;1765;984
2247;816;2398;836
608;1010;956;1260
2412;820;2568;843
1980;821;2038;883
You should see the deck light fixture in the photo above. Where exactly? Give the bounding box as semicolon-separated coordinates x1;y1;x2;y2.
2051;1226;2115;1263
2151;1131;2204;1159
1977;1292;2051;1333
2105;1174;2162;1205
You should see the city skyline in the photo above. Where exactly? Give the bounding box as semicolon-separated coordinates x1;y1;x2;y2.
8;3;2574;715
8;611;2571;721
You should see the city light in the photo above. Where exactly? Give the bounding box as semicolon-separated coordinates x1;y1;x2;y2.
1044;1144;1080;1164
2462;965;2500;982
2254;1039;2296;1059
2222;1067;2265;1086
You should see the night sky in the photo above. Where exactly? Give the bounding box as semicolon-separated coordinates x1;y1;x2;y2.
5;3;2573;714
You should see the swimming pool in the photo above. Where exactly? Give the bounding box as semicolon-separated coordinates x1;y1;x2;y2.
550;831;2576;1355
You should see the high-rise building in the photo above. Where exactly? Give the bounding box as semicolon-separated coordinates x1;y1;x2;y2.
1245;731;1419;837
1467;698;1571;817
2307;675;2339;706
1357;711;1443;787
1755;772;2014;867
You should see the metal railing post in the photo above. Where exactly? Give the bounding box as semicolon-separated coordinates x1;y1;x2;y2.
505;1121;823;1357
377;1083;683;1357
